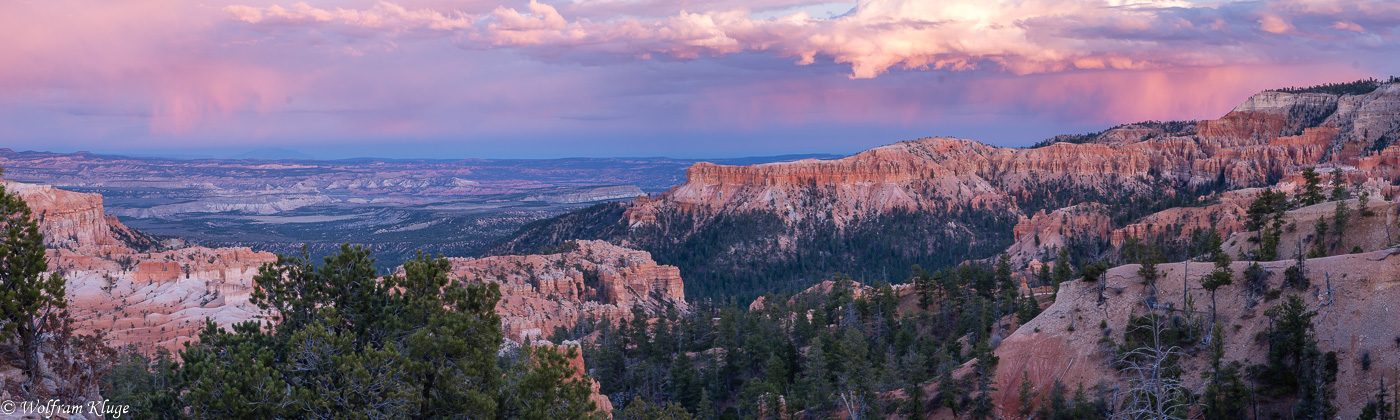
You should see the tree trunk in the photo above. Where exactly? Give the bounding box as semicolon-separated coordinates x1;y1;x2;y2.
1209;291;1217;327
1183;262;1190;311
20;325;41;395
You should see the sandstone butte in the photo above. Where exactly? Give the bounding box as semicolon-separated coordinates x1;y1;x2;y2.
400;239;688;343
621;83;1400;266
6;179;689;355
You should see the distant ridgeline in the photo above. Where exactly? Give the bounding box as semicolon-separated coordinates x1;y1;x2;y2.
493;77;1400;303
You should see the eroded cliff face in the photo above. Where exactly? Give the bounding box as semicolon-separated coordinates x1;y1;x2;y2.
435;240;688;342
635;83;1400;227
1003;204;1114;267
11;179;692;354
4;179;280;351
991;250;1400;419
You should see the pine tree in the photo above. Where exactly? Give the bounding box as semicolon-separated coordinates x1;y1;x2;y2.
1332;200;1351;251
1299;167;1325;206
1081;261;1108;305
0;176;69;386
1329;168;1350;201
995;255;1018;316
1201;325;1248;419
1053;248;1074;286
1017;371;1039;418
1137;246;1162;296
180;247;599;418
912;265;935;310
1201;250;1233;326
1359;378;1393;420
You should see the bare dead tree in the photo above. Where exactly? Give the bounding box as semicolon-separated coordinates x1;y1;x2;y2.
1113;315;1192;420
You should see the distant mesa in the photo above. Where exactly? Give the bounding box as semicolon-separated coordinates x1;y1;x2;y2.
233;147;315;160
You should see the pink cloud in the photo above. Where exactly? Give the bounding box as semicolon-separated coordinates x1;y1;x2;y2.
3;0;1399;153
0;0;297;135
223;0;1400;78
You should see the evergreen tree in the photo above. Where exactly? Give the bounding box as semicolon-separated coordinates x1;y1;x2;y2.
1017;371;1038;418
0;177;69;385
1329;168;1350;201
912;265;935;310
1359;378;1393;420
1081;261;1109;305
1137;246;1162;296
995;255;1018;317
1299;167;1325;206
1284;249;1309;290
1253;295;1337;419
1309;216;1330;258
1201;325;1248;419
1052;248;1074;286
1332;200;1351;251
1017;292;1042;324
1245;188;1286;261
180;247;599;419
1201;250;1233;326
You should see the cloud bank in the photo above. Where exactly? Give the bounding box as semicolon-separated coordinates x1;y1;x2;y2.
0;0;1397;156
227;0;1400;78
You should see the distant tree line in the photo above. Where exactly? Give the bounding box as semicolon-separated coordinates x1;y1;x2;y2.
1269;77;1399;96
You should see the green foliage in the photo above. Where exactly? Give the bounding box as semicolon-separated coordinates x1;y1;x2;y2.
1029;120;1198;148
1329;169;1351;201
1034;382;1108;420
164;246;598;418
1299;167;1326;207
499;345;603;419
1053;247;1075;286
1332;200;1351;251
1245;188;1288;261
1119;313;1195;354
1358;378;1393;420
1243;262;1271;308
1284;251;1310;290
1201;325;1249;420
1250;296;1337;419
582;265;1008;419
1127;238;1165;293
0;181;69;382
1309;215;1330;258
1270;77;1387;95
1017;293;1043;324
1201;250;1234;324
104;347;185;419
1017;372;1038;418
619;396;695;420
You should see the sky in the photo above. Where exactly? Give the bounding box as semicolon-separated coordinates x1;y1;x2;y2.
1;0;1398;159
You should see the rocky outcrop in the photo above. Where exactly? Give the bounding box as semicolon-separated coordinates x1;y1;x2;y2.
531;340;615;416
105;193;331;218
1222;192;1400;260
524;185;645;204
2;179;277;351
1004;204;1114;267
439;240;687;342
512;81;1400;289
3;180;122;251
991;250;1400;419
11;178;692;353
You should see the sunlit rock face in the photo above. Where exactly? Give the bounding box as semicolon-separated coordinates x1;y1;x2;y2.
430;240;688;343
630;83;1400;229
12;178;690;353
4;179;277;351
